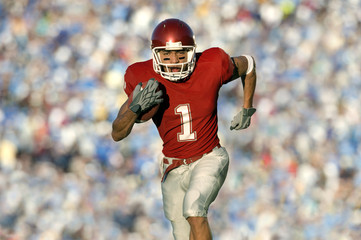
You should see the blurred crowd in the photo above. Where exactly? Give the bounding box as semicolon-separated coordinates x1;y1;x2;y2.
0;0;360;239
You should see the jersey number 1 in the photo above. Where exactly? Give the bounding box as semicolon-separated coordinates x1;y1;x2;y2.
175;104;197;142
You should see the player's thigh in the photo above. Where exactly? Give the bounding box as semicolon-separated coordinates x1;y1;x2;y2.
183;147;229;218
161;165;190;221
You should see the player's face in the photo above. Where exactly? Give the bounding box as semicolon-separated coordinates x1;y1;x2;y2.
158;50;188;72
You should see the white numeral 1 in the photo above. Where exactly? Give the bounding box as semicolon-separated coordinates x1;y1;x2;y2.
175;104;196;142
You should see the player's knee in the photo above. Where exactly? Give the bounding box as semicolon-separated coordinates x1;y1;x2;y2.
183;189;208;218
183;186;216;218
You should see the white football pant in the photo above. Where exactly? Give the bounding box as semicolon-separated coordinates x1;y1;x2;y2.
161;146;229;240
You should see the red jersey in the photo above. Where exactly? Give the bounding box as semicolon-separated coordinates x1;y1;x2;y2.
124;47;235;158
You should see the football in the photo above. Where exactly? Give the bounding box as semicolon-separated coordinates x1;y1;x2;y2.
127;81;160;123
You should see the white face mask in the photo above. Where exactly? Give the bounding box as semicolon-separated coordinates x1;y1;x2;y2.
152;42;196;82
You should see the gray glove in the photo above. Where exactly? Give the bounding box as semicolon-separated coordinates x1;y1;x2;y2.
129;78;163;115
230;107;256;130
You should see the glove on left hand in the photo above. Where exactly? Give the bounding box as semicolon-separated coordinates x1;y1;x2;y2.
230;107;256;130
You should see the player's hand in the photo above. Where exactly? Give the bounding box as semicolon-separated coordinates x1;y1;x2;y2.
230;107;256;130
129;78;163;115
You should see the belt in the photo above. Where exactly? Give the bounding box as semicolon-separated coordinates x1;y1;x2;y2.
161;143;221;182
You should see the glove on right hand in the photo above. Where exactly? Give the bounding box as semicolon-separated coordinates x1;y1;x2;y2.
230;107;256;130
129;78;163;115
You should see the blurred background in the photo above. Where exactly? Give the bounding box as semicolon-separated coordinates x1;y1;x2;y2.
0;0;360;239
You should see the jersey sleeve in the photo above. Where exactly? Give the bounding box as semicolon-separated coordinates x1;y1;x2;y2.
123;65;138;97
219;48;235;85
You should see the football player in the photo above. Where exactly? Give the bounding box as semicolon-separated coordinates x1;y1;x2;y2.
112;18;257;240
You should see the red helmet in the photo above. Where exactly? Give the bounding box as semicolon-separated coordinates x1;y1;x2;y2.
151;19;197;81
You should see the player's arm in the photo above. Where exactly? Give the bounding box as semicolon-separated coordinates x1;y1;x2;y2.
111;100;139;141
231;55;256;108
229;55;257;130
111;78;163;141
